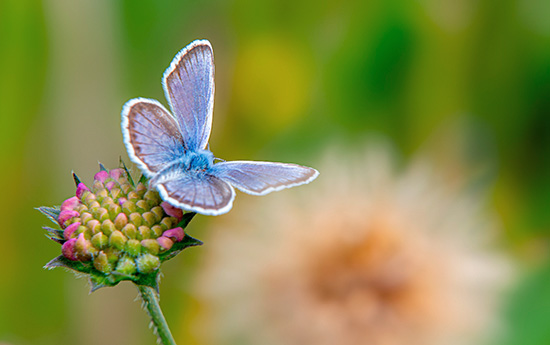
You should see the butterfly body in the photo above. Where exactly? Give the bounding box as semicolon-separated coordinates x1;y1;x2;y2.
122;40;318;215
181;149;215;171
149;149;214;184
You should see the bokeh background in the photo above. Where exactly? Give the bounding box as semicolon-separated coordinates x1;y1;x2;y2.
1;0;550;344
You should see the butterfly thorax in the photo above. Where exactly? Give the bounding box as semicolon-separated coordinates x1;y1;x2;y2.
183;149;215;171
149;149;214;188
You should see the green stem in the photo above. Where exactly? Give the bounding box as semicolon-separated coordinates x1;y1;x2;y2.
137;285;177;345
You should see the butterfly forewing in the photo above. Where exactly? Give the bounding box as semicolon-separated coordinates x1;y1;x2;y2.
210;161;319;195
155;169;235;216
121;98;185;176
162;40;214;151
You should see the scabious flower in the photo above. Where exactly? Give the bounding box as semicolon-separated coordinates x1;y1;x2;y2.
39;164;201;291
196;144;511;345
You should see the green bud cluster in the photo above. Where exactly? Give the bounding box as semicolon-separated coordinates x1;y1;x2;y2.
59;168;183;275
40;164;201;291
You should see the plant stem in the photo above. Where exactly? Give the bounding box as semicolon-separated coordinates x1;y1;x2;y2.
137;285;177;345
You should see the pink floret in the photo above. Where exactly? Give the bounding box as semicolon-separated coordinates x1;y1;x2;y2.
161;202;183;221
105;181;116;191
58;210;79;228
63;222;80;240
163;227;184;242
75;183;90;199
94;170;109;183
109;168;124;180
61;196;80;211
62;238;78;261
157;236;174;250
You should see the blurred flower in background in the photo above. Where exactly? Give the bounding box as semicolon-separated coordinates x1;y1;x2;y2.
196;142;511;345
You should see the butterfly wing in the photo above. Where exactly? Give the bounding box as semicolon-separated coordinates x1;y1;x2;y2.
121;98;185;176
210;161;319;195
153;167;235;216
162;39;214;151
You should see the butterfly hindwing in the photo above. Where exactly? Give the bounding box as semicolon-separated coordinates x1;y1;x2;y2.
210;161;319;195
121;98;185;176
154;167;235;216
162;40;214;151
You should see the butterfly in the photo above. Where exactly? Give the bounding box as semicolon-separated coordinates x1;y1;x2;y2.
121;39;319;216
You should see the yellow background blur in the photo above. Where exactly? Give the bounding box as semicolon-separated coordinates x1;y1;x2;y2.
1;0;550;344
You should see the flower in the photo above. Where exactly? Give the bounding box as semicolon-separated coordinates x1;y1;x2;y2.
196;144;511;345
39;164;201;291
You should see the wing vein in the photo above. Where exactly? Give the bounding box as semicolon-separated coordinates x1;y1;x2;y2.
207;177;217;205
130;129;177;150
134;110;172;133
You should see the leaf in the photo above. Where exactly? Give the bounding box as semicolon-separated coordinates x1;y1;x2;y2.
44;226;64;241
36;206;60;224
72;172;81;186
98;162;107;171
159;233;203;262
119;158;135;186
45;253;165;292
177;212;196;229
44;255;92;273
89;279;110;292
88;272;139;292
138;174;148;185
133;272;161;294
43;256;65;270
45;234;64;244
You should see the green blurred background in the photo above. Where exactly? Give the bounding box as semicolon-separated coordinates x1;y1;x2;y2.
1;0;550;344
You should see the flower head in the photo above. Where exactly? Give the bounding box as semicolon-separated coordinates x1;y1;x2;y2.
197;144;511;345
39;164;201;291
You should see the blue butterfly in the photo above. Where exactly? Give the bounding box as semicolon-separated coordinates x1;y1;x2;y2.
121;39;319;216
